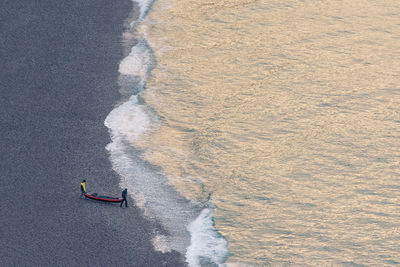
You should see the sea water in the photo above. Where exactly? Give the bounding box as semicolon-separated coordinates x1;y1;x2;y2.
106;0;400;266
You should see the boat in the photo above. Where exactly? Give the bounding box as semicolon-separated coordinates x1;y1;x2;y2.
83;192;123;203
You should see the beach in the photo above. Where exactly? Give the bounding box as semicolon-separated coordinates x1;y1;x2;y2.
0;0;185;265
4;0;400;265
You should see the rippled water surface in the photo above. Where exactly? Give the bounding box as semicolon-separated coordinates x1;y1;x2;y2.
132;0;400;265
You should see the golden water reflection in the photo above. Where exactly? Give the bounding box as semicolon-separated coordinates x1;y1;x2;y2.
133;0;400;265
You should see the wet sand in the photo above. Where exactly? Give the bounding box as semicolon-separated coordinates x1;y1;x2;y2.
0;0;185;265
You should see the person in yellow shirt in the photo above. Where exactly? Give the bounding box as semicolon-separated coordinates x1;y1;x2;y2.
80;180;87;197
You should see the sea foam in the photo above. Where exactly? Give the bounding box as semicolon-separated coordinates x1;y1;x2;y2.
133;0;155;22
119;38;152;80
105;95;149;140
186;208;229;267
104;0;230;265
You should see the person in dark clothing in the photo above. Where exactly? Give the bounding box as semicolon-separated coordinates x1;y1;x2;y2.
120;188;128;207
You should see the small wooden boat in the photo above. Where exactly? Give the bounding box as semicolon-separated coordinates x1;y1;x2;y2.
83;192;123;203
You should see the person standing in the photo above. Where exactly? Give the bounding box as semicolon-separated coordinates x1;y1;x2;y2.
80;180;87;197
120;188;128;207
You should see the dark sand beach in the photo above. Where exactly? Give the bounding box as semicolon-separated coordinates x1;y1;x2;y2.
0;0;184;265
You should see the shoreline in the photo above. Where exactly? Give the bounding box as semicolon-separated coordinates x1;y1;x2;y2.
0;0;185;265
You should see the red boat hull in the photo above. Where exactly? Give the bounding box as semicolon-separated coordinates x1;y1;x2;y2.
83;192;123;203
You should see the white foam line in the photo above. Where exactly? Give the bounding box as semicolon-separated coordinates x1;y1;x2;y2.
105;95;149;140
119;38;153;86
186;208;229;267
133;0;155;22
105;0;231;265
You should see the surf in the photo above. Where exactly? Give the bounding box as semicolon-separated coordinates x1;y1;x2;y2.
105;0;229;265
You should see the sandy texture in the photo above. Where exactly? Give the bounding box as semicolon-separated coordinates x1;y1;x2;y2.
0;0;185;265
